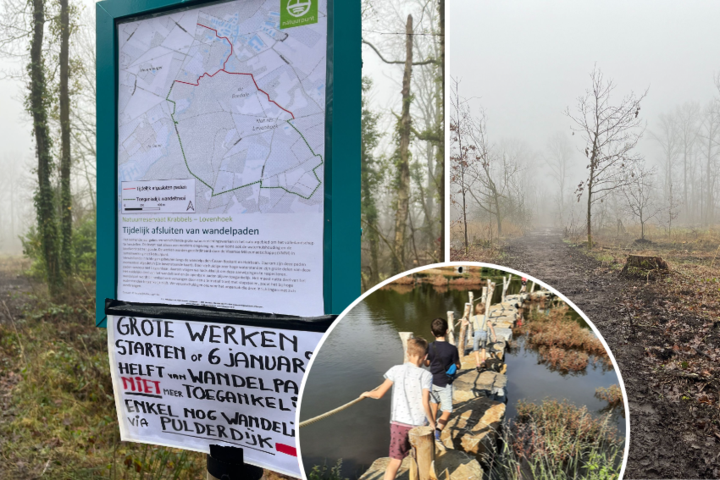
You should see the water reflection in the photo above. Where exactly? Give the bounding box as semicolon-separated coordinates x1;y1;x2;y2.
300;282;623;479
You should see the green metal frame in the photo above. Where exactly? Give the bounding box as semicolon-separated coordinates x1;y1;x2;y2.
96;0;360;327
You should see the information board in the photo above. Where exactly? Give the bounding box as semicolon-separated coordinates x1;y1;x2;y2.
115;0;328;316
108;314;323;477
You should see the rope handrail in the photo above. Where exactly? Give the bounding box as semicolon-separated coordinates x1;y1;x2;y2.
299;396;366;428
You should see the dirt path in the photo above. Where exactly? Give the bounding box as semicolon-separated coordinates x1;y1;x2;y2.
501;229;719;479
0;256;32;319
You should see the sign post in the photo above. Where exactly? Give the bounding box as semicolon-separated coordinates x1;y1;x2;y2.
96;0;359;476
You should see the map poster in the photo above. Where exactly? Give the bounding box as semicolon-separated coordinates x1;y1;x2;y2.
107;314;323;477
116;0;327;316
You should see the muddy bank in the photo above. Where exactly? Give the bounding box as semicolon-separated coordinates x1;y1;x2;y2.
498;229;720;479
381;266;513;291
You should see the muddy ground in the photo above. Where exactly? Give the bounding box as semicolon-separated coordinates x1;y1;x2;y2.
499;229;720;479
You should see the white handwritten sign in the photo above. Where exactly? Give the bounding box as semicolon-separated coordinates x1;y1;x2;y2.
107;315;322;477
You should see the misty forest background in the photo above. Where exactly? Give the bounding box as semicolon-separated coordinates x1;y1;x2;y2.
451;66;720;256
360;0;444;290
0;0;446;290
0;0;443;476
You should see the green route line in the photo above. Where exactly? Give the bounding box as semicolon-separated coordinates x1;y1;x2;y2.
165;83;323;200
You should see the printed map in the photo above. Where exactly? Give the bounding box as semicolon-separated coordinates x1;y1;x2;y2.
117;0;326;214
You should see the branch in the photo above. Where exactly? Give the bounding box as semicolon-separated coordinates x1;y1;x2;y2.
362;39;437;66
412;125;441;144
361;218;404;270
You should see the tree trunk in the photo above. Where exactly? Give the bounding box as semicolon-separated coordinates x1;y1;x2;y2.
462;183;468;253
392;14;414;272
494;192;502;237
59;0;72;279
362;171;380;285
29;0;61;295
586;170;594;249
706;135;714;225
437;0;445;260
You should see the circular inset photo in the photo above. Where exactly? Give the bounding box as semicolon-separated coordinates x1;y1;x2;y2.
297;263;628;480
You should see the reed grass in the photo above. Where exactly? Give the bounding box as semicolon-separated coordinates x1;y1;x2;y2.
486;400;623;480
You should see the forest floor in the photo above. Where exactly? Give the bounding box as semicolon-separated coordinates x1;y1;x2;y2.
490;228;720;479
0;256;289;480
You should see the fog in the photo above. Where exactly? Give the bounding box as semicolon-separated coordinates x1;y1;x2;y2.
0;66;34;253
450;0;720;242
0;0;427;257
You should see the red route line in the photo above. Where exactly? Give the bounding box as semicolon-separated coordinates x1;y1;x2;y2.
173;23;295;120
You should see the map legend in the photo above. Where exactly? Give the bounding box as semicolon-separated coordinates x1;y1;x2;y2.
121;179;196;214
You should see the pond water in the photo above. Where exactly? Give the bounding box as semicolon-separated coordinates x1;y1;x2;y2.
299;280;625;479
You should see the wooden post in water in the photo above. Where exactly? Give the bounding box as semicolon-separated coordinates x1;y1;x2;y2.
409;454;419;480
409;426;435;480
446;311;455;346
457;312;468;356
457;302;471;353
502;274;512;302
462;302;472;320
399;332;414;363
484;281;495;326
466;290;474;351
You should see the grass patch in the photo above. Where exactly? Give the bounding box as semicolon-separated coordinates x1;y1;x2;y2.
307;460;347;480
487;400;623;480
513;307;611;373
0;273;292;479
0;289;206;479
595;385;624;410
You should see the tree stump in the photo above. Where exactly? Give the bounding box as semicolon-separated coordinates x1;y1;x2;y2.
621;255;669;278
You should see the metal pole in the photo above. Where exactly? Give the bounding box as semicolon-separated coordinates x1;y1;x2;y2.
206;445;264;480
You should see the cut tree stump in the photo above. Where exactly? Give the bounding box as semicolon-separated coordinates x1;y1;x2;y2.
621;255;669;278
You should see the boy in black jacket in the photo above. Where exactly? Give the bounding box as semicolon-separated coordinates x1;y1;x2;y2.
425;317;461;440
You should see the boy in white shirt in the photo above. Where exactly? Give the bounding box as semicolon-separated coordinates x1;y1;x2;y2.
361;337;435;480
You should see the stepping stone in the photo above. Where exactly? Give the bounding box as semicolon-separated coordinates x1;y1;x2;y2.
439;396;506;461
359;449;483;480
494;328;513;342
452;368;507;403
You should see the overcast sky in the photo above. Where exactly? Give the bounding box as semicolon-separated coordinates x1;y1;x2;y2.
0;63;32;160
449;0;720;164
0;0;95;163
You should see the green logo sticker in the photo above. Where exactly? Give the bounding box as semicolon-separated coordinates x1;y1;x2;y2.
280;0;317;29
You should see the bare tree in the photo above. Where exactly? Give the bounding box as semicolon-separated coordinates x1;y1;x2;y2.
466;137;525;239
698;98;720;225
70;7;96;213
544;132;574;226
566;66;647;248
674;102;701;221
622;166;660;240
362;0;442;273
449;77;475;253
651;112;682;234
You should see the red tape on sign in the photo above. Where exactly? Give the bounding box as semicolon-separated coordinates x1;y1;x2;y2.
276;443;297;456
